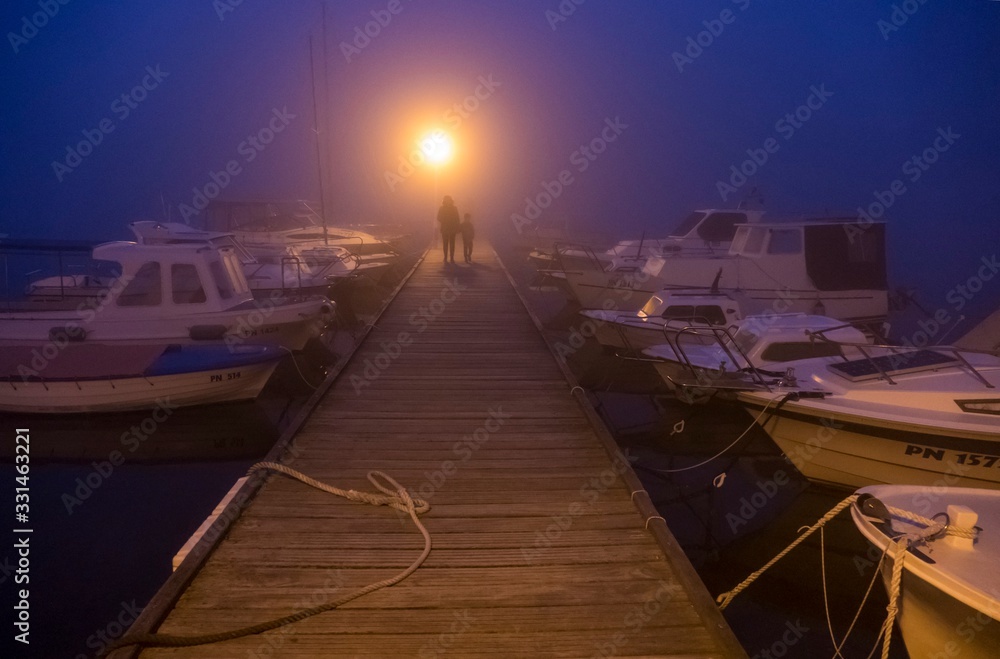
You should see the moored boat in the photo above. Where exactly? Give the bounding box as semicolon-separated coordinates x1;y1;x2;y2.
850;484;1000;658
4;239;333;351
0;343;283;413
580;288;742;354
561;217;889;324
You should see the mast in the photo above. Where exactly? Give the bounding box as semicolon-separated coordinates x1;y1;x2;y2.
308;35;329;246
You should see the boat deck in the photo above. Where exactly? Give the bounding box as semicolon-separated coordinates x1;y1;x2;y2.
118;240;745;658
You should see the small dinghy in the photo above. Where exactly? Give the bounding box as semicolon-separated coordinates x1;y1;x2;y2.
851;484;1000;659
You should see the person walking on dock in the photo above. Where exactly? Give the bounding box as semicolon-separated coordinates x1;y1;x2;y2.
437;195;460;263
460;213;475;263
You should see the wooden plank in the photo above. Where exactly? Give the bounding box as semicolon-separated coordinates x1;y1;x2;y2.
126;240;745;659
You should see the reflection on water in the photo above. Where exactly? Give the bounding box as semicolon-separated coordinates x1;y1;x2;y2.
0;245;422;659
501;243;908;659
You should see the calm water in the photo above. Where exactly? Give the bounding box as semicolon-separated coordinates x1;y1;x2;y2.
501;242;909;659
0;249;420;659
2;241;909;658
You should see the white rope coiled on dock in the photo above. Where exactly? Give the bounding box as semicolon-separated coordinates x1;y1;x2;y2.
104;462;431;654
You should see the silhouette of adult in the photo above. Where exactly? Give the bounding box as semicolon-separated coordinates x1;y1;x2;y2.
437;195;460;263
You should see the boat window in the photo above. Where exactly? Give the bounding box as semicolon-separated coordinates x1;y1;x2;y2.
767;229;802;254
732;326;760;354
760;341;843;363
171;264;207;304
804;224;888;291
222;251;252;295
741;227;767;255
696;212;746;243
955;399;1000;416
639;296;663;318
117;262;162;306
668;212;706;237
661;305;727;325
209;260;234;299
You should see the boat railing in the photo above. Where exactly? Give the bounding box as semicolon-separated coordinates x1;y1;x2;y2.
804;331;996;389
667;324;774;392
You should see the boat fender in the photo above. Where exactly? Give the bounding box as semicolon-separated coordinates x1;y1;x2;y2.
49;326;87;342
189;324;229;341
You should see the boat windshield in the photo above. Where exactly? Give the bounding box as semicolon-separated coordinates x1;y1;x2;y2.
668;212;706;238
638;296;663;318
730;326;760;354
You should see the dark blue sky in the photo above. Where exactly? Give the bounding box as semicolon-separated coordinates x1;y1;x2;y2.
2;0;998;326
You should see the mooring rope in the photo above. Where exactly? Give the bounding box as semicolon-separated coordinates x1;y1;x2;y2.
716;494;859;610
716;493;980;659
105;462;431;653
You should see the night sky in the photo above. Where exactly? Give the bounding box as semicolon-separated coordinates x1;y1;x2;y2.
2;0;999;327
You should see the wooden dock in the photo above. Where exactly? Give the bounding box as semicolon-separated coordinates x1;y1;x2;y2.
121;240;746;658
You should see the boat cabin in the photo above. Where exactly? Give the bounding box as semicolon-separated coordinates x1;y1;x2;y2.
728;219;888;292
726;314;868;365
89;241;255;316
638;291;741;327
668;209;766;245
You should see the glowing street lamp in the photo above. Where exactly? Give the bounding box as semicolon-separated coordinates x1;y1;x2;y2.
420;130;453;166
420;130;453;241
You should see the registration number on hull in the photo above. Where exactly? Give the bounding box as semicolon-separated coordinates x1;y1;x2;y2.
905;444;1000;468
210;371;242;382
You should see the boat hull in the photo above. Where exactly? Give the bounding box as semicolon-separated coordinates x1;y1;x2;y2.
740;396;1000;490
851;485;1000;659
0;344;284;413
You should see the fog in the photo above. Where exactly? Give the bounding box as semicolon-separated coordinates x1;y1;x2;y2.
2;0;998;324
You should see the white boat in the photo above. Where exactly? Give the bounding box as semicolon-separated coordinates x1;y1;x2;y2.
561;217;889;324
0;343;283;413
199;200;400;262
736;342;1000;489
4;240;333;351
128;221;379;296
537;208;765;272
644;314;1000;488
642;313;869;394
850;484;1000;658
579;289;742;354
